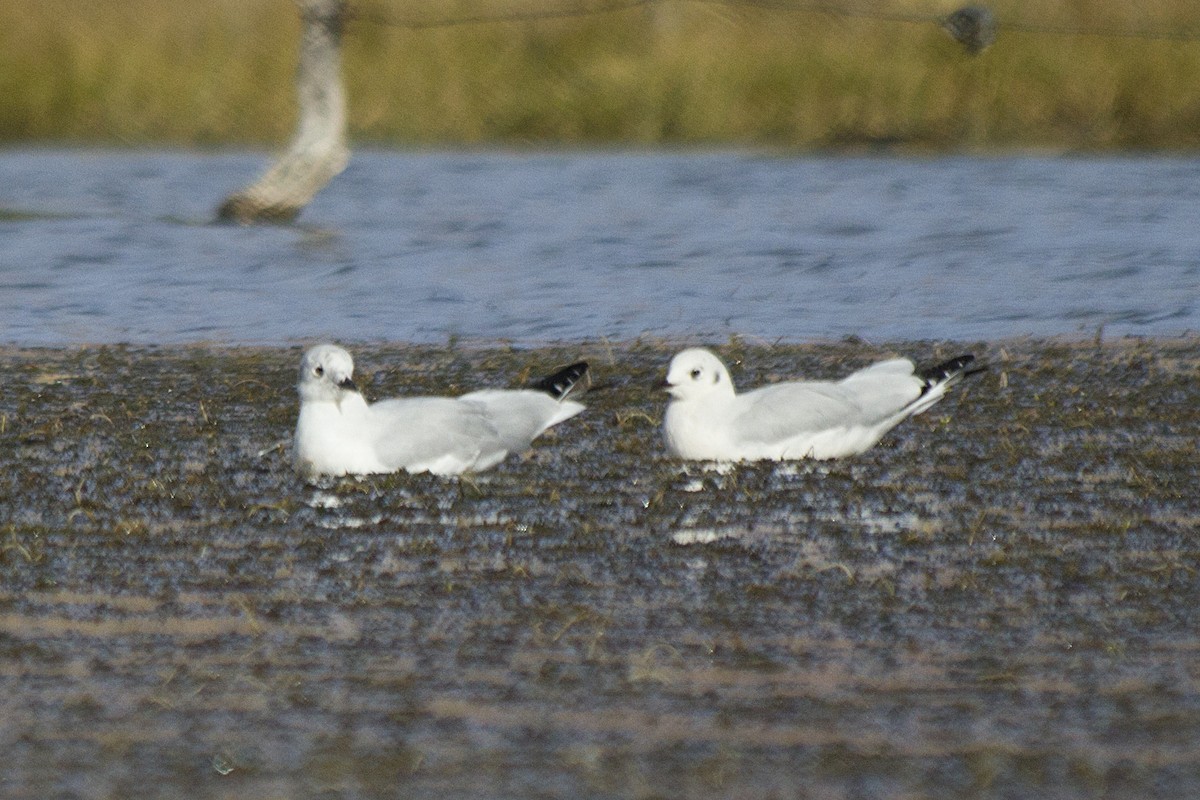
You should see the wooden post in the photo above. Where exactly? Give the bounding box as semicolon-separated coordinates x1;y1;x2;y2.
217;0;349;223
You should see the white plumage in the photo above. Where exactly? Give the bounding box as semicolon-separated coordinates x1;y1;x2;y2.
663;348;977;462
294;344;587;477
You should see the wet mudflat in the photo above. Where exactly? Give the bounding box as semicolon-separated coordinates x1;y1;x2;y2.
0;338;1197;799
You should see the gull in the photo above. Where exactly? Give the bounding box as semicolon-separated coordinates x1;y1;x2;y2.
294;344;588;477
663;348;979;462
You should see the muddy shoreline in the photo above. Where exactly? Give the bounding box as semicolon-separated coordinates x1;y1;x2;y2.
1;338;1197;798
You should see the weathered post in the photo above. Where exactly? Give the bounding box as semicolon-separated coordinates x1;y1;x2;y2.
217;0;349;223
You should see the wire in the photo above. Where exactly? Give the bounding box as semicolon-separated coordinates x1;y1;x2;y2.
1000;16;1200;43
346;0;654;29
346;0;1200;48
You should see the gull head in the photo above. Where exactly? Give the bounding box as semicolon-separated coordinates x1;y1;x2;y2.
664;348;735;401
298;343;359;405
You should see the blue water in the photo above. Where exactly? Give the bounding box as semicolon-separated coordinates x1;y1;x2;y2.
1;149;1197;345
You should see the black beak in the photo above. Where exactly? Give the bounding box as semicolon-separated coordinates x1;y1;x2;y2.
337;377;358;391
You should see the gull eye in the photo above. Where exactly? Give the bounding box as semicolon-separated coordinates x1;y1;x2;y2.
314;365;324;377
690;368;702;380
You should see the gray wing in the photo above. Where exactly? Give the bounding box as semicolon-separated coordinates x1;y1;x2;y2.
458;390;579;450
731;361;923;445
731;383;869;445
367;397;501;469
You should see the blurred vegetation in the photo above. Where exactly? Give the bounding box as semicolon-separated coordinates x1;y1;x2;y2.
2;0;1200;149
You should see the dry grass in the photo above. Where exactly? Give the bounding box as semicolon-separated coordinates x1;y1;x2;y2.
2;0;1200;148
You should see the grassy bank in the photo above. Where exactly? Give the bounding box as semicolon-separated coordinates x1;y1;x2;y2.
3;0;1200;149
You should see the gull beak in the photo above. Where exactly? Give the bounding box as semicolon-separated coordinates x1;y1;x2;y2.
333;376;358;411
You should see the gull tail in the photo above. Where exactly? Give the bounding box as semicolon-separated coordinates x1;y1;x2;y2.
900;354;982;418
532;362;590;401
917;354;984;394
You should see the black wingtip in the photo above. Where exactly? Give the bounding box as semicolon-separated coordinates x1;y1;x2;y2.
532;361;590;400
917;354;985;387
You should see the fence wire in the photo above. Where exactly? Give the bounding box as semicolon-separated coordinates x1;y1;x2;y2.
345;0;1200;46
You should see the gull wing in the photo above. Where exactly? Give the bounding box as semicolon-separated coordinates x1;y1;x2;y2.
730;360;923;445
459;389;585;451
367;397;502;471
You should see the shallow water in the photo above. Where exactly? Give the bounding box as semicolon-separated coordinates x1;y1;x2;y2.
1;339;1198;798
1;149;1198;345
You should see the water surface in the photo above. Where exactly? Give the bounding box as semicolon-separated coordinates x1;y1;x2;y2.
2;149;1197;345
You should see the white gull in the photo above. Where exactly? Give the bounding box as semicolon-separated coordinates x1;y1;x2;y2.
294;344;587;477
663;348;978;462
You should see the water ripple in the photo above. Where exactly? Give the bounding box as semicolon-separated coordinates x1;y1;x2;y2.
1;150;1197;345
